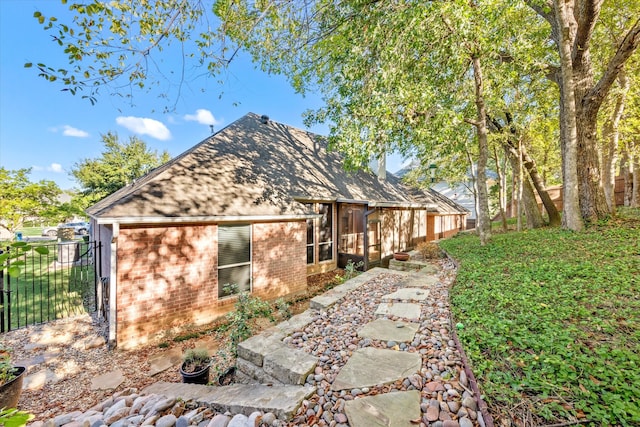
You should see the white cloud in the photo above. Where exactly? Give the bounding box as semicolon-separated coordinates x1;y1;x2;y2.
62;125;89;138
31;163;64;173
116;116;171;140
49;163;64;173
47;125;89;137
184;109;220;126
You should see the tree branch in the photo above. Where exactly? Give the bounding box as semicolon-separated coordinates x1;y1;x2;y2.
464;117;480;127
585;17;640;114
526;0;557;40
572;0;603;66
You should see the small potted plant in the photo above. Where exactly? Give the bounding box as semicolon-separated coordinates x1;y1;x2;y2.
0;344;26;409
179;348;210;384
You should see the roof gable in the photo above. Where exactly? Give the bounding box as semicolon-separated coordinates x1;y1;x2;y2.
88;113;462;220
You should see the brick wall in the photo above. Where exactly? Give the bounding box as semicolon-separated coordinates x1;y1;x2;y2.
115;221;307;349
252;221;307;300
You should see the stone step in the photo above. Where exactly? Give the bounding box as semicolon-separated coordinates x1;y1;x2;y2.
142;382;315;420
237;329;318;385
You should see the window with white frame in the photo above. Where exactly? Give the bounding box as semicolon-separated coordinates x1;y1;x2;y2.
305;202;334;264
318;203;333;262
218;224;251;298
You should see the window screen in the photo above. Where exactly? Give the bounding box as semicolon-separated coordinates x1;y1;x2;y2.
318;203;333;261
306;203;315;264
218;224;251;297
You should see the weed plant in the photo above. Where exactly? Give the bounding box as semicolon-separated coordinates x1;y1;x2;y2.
440;216;640;425
226;291;274;355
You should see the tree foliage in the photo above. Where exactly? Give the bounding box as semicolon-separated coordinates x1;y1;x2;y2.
0;168;62;233
71;132;171;202
28;0;640;229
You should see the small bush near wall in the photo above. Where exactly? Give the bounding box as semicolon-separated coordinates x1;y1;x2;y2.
417;241;445;259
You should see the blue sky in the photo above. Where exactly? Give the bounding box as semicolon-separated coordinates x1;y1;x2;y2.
0;1;405;191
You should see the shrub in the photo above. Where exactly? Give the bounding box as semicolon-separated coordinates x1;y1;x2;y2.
226;291;273;355
417;241;445;259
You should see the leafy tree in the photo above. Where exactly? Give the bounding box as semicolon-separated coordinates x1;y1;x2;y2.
40;191;89;224
0;168;61;234
28;0;637;231
71;132;171;202
526;0;640;225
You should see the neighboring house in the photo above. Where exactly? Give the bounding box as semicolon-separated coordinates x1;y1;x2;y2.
87;113;467;349
395;161;476;229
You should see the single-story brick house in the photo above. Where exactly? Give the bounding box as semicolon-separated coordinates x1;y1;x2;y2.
88;113;467;349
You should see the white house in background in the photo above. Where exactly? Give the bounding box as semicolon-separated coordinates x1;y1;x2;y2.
431;182;476;223
394;162;477;229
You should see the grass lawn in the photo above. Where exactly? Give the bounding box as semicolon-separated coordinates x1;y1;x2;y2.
1;241;97;329
16;227;45;237
440;210;640;426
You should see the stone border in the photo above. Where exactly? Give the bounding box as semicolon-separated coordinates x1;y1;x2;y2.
445;252;495;427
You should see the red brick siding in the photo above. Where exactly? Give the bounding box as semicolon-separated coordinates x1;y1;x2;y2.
115;221;308;349
252;222;307;300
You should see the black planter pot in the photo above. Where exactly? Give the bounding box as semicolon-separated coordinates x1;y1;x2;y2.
0;366;26;409
217;366;236;386
179;362;210;384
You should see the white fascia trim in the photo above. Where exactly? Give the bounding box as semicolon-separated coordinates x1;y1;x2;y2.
94;214;318;225
335;198;369;204
293;196;338;203
369;201;439;209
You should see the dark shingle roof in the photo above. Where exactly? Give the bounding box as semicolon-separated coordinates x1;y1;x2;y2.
87;113;465;221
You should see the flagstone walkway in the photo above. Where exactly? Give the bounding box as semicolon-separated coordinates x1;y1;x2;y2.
27;255;490;427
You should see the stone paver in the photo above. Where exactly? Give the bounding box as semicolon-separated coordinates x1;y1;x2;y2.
262;347;318;385
357;318;420;342
90;369;124;390
374;302;422;320
344;390;421;427
331;347;422;391
148;347;182;376
192;337;220;355
382;287;430;302
397;272;440;288
23;368;64;391
142;382;316;420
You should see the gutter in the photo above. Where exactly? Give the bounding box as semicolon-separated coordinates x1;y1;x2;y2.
108;223;118;349
91;213;319;225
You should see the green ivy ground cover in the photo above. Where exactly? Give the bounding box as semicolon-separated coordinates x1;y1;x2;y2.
440;217;640;426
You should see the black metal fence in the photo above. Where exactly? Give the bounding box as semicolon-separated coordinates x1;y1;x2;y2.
0;240;102;332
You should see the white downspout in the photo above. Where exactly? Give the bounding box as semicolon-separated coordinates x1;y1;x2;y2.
109;223;119;349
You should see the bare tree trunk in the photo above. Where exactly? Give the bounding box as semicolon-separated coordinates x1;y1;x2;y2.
507;145;545;229
553;0;583;231
464;144;480;224
494;145;508;232
521;145;562;226
620;148;633;206
528;1;639;223
633;149;640;207
602;71;630;211
469;55;492;245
